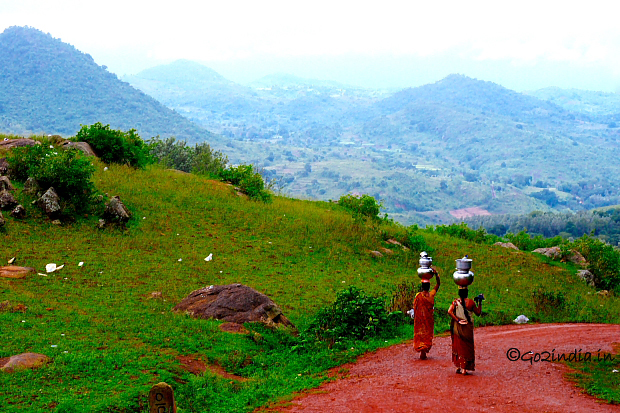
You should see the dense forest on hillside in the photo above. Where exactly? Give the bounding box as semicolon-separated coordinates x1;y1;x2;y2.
464;207;620;246
0;27;210;142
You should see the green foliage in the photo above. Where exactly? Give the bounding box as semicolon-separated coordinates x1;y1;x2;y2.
75;122;150;168
505;230;567;251
338;193;383;220
573;235;620;293
304;287;397;347
431;222;500;244
387;281;417;324
147;136;228;177
406;225;434;255
220;164;271;202
7;144;95;210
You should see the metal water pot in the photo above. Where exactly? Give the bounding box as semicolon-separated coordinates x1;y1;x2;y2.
453;256;474;286
417;251;434;281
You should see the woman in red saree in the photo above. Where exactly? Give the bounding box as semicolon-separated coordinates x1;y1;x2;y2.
413;271;440;359
447;287;482;374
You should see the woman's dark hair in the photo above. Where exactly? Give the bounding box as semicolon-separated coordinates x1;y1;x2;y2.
421;282;431;291
458;288;471;323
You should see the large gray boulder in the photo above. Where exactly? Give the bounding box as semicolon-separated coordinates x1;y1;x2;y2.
10;204;25;219
533;246;562;259
577;270;596;287
0;352;50;372
173;284;295;329
0;190;17;210
37;187;61;217
494;242;519;250
23;177;40;195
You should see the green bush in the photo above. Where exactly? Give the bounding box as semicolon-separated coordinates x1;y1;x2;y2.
75;122;150;168
338;193;383;220
573;235;620;293
505;230;567;251
147;136;194;172
221;164;271;202
304;286;398;347
7;144;95;211
192;142;228;177
432;222;499;244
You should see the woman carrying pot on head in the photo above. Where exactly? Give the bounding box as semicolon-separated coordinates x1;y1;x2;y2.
413;267;440;360
447;287;482;375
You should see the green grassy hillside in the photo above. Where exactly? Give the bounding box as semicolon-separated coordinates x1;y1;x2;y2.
1;163;619;412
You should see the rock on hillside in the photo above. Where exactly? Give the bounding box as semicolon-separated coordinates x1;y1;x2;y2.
173;284;295;329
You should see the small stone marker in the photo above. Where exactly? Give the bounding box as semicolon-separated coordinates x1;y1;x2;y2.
149;382;177;413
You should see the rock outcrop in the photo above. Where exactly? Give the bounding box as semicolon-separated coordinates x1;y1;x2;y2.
0;190;17;210
0;138;38;149
173;284;295;329
0;266;35;279
23;177;40;195
577;269;596;287
37;187;61;217
0;158;8;175
61;141;97;156
103;196;131;224
0;176;14;191
10;204;25;219
532;246;586;265
0;353;49;372
494;242;519;250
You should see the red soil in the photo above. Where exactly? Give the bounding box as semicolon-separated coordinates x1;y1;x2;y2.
261;323;620;413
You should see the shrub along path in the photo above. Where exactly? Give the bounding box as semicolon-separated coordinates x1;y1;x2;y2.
260;323;620;412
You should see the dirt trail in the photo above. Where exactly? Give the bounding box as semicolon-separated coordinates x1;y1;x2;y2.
264;324;620;413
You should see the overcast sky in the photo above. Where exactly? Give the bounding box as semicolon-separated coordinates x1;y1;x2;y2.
2;0;620;92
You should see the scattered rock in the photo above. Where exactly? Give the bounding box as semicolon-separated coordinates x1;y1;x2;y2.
0;158;8;175
495;242;519;250
369;250;383;258
173;284;295;329
0;176;14;191
0;190;17;210
9;204;25;219
60;141;96;156
0;266;34;279
37;187;61;217
0;138;38;149
148;382;177;413
51;219;61;225
379;247;394;255
567;250;586;265
23;177;40;195
514;315;529;324
0;352;49;372
97;194;104;203
0;211;4;227
532;247;562;259
597;290;610;297
148;292;163;300
96;219;106;229
103;196;131;224
577;270;596;287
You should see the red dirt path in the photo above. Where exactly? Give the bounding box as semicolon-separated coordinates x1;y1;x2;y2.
263;323;620;413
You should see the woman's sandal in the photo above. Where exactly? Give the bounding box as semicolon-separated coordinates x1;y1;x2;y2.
456;368;462;374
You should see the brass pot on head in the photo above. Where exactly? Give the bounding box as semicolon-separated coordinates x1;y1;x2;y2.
417;251;434;282
453;256;474;287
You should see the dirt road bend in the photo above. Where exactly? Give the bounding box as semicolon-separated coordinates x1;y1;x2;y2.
264;323;620;413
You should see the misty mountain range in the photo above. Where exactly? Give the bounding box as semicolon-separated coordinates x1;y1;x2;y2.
2;26;620;225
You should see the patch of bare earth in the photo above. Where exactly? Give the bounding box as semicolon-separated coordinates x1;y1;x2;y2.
257;323;620;413
449;207;492;219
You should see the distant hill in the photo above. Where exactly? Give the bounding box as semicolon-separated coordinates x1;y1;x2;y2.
527;87;620;123
124;62;620;226
0;26;211;142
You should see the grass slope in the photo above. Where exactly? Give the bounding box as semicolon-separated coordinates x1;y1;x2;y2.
1;164;619;412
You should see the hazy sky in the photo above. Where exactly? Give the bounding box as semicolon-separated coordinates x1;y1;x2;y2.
2;0;620;92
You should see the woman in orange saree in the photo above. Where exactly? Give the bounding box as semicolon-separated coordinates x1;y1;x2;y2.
413;271;440;359
447;287;481;374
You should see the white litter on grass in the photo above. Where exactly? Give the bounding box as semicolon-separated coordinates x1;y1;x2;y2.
8;257;15;264
143;217;146;219
407;309;415;319
45;263;64;273
78;262;84;267
103;167;108;171
514;315;529;324
51;345;57;348
613;369;618;373
38;273;47;277
205;254;213;262
178;258;182;262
